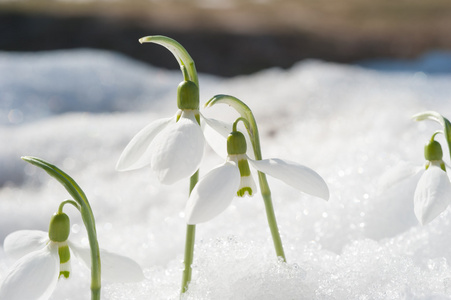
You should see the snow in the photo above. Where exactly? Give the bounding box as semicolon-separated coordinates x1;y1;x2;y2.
1;49;451;299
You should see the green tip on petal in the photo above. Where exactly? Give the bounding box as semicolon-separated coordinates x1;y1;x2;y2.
237;187;253;197
58;244;71;279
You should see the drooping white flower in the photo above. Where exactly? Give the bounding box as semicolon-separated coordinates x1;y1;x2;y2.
116;109;205;184
379;139;451;225
185;131;329;224
0;215;144;300
116;80;227;185
414;160;451;224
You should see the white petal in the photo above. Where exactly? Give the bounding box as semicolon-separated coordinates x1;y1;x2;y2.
201;116;232;158
68;241;144;283
151;110;205;184
116;116;173;171
378;161;423;192
229;154;257;197
3;230;49;260
249;158;329;200
0;243;59;300
445;162;451;182
201;115;255;159
185;161;241;224
238;174;257;197
414;164;451;225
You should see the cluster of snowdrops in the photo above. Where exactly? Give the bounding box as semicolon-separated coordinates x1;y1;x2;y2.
1;36;451;300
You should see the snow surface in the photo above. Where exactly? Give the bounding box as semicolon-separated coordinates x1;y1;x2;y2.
1;49;451;299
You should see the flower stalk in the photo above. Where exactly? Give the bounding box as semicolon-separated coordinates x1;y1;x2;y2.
21;156;101;300
205;95;287;261
139;35;201;295
181;171;199;294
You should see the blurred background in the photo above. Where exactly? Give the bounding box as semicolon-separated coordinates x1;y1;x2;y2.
2;0;451;77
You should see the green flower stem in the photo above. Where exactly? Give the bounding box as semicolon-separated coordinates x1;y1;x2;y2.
139;35;199;87
21;156;101;300
205;95;287;261
259;173;286;260
181;224;196;294
413;111;451;160
58;199;81;214
181;170;199;294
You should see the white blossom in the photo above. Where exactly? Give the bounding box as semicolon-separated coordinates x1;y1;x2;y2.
185;155;329;224
0;230;144;300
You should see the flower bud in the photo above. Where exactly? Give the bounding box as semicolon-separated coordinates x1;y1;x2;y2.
177;80;199;110
424;140;443;161
227;131;247;155
48;213;70;242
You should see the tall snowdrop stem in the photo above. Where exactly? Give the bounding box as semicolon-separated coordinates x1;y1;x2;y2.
139;35;198;87
205;95;287;261
181;170;199;295
259;173;286;261
139;36;201;294
21;156;102;300
413;111;451;160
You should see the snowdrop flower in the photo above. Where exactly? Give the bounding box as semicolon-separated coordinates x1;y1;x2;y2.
414;139;451;224
380;138;451;225
116;80;206;184
0;212;144;300
185;130;329;224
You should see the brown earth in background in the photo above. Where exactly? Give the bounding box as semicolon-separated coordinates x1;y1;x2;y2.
1;0;451;76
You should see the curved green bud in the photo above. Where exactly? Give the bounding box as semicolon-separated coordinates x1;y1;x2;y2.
227;131;247;155
49;213;70;242
139;35;198;86
424;140;443;161
177;81;199;110
413;111;451;161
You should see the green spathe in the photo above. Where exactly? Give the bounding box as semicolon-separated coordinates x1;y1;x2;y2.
48;213;70;243
177;81;199;110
